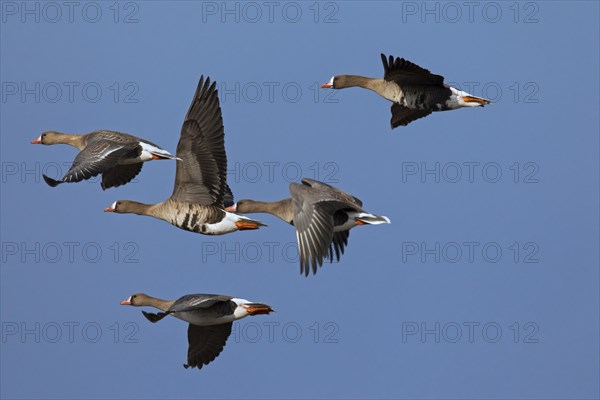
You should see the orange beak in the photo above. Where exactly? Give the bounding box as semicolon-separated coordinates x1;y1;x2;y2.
104;201;117;212
120;296;132;305
320;82;333;89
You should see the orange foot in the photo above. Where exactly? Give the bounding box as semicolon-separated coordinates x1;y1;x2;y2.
235;220;263;230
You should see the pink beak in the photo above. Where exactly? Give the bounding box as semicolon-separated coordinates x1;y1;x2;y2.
224;205;236;212
104;201;117;212
31;137;41;144
120;297;131;305
320;82;333;89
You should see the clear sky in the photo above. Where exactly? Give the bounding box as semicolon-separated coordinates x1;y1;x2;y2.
1;1;599;399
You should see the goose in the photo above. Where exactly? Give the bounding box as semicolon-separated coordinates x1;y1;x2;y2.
104;75;265;235
121;293;273;370
226;178;390;276
321;53;492;128
31;130;178;189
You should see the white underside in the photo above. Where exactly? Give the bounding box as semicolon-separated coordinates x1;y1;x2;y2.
122;142;177;163
203;212;257;235
446;86;484;109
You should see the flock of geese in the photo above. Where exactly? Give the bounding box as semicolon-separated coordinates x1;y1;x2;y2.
31;54;491;370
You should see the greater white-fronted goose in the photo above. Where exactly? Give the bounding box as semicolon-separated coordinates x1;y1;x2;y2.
104;75;265;235
31;130;178;189
321;53;492;128
121;293;273;370
226;178;390;276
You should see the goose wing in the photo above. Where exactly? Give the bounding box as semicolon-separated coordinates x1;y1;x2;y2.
381;54;444;86
60;140;139;183
391;104;433;127
291;182;357;275
171;76;229;206
101;163;143;190
184;322;233;369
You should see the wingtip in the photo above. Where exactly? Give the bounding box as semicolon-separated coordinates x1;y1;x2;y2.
42;174;61;187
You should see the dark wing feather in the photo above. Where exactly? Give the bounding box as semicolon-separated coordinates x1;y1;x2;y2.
101;163;143;190
391;104;432;128
381;54;444;86
327;230;350;264
171;76;228;206
168;294;233;313
223;184;235;208
184;323;232;369
60;141;139;183
291;183;348;276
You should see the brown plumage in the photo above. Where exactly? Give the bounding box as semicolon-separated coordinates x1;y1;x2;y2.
104;75;264;235
321;53;491;127
228;178;390;276
121;293;273;370
31;130;178;189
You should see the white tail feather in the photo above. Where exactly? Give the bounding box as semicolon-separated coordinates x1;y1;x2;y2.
356;212;391;225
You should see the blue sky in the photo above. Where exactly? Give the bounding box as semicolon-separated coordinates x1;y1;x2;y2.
1;1;598;399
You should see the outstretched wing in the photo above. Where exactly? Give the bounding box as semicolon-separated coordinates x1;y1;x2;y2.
381;54;445;86
390;104;432;128
61;140;139;183
171;76;228;206
184;322;233;370
101;163;143;190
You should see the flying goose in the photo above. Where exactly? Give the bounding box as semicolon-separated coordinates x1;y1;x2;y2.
121;293;273;370
104;75;265;235
321;53;492;127
226;178;390;276
31;130;178;189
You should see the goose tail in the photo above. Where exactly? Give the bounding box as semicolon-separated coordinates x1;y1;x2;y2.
356;213;391;225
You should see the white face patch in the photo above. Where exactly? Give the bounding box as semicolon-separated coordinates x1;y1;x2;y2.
110;201;117;210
